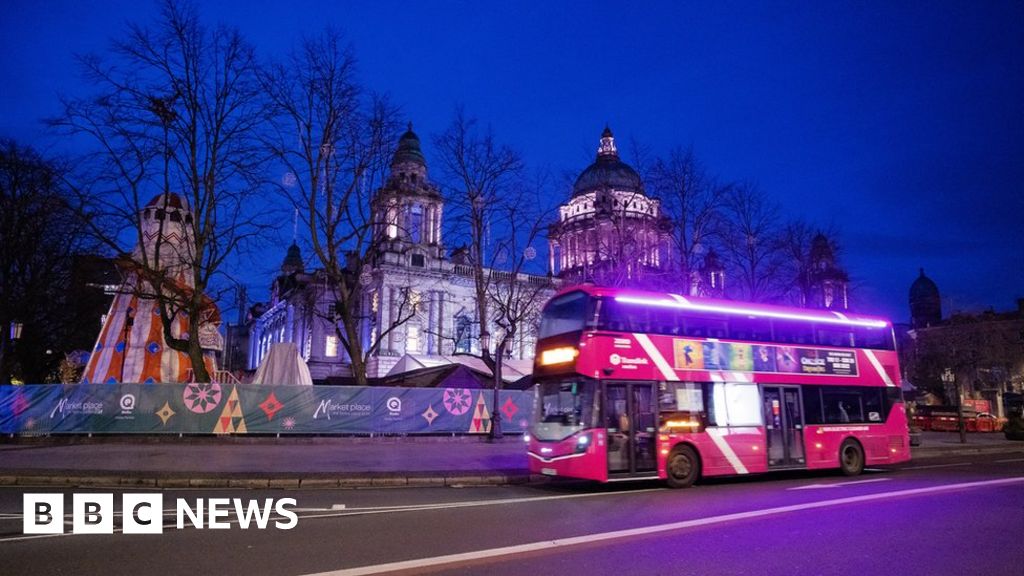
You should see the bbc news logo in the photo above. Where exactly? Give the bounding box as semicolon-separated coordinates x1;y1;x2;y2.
23;494;298;534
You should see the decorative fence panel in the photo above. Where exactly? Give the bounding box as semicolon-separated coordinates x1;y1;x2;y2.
0;384;535;435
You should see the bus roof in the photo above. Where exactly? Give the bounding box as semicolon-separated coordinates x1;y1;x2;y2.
551;284;891;329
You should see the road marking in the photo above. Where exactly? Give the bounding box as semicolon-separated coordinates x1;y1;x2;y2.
788;478;891;490
995;458;1024;463
288;488;664;520
0;488;664;543
298;477;1024;576
904;462;972;470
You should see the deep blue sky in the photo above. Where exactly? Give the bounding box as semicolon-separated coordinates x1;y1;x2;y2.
2;0;1022;322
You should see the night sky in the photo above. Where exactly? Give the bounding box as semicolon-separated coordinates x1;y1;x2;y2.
2;0;1021;323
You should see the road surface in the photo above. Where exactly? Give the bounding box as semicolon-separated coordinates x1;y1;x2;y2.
2;452;1022;575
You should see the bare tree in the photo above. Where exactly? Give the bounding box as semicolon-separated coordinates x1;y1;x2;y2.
0;141;93;383
716;182;788;302
51;0;268;382
262;30;411;385
484;172;557;414
779;220;848;308
650;147;729;294
435;109;556;436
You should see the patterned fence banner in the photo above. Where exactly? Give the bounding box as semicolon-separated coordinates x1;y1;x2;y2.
0;384;536;435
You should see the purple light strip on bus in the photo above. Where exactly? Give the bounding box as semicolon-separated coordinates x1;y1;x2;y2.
613;295;889;328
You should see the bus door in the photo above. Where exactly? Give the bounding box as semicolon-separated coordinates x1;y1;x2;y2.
762;386;806;468
605;383;657;475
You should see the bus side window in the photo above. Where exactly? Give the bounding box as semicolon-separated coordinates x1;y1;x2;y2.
802;386;824;424
816;326;854;348
853;326;894;350
773;320;814;345
822;389;865;423
686;316;727;339
729;318;772;341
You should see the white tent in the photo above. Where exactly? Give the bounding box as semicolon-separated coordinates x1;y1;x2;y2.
251;343;313;386
385;354;532;383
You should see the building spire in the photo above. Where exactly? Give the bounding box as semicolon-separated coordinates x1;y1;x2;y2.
598;124;618;158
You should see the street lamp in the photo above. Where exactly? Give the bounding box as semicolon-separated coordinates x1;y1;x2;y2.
10;321;23;341
942;368;966;444
4;321;24;385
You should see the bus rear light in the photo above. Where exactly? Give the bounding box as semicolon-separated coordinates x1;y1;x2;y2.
540;347;578;366
815;442;823;449
661;449;669;455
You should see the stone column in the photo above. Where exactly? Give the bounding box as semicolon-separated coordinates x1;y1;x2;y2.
427;291;437;355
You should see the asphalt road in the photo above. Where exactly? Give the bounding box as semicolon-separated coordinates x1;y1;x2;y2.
2;452;1023;576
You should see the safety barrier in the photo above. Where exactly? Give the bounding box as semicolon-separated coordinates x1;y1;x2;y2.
0;383;534;435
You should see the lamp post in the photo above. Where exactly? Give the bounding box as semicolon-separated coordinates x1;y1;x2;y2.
481;332;503;440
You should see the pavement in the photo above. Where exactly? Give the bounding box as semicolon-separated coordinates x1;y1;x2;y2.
1;431;1022;489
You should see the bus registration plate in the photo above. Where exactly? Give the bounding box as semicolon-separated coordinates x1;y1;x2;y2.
541;468;557;476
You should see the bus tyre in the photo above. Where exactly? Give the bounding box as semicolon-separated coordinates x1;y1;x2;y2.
666;445;700;489
839;439;864;476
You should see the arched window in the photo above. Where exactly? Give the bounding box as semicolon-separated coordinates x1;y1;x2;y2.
455;316;472;353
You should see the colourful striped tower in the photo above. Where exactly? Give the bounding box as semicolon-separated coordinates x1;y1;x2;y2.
82;193;222;384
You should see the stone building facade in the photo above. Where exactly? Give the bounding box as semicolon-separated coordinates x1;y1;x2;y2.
247;126;554;382
901;269;1024;416
548;126;673;286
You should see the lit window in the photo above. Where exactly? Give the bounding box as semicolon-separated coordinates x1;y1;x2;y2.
455;316;472;353
410;204;423;243
711;383;762;427
325;335;339;357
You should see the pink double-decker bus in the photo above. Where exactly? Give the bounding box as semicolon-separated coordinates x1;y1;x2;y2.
526;285;911;488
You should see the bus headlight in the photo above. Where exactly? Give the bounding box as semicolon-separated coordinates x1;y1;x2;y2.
540;347;578;366
523;433;531;443
576;433;591;452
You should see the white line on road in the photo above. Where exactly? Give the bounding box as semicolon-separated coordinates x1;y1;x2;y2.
299;477;1024;576
288;488;664;520
787;478;891;490
0;488;664;543
995;458;1024;463
903;462;972;470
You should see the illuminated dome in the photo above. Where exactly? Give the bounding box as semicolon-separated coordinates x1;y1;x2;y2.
572;126;643;197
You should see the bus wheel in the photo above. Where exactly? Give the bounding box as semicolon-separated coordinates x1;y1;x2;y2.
839;439;864;476
666;445;700;489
